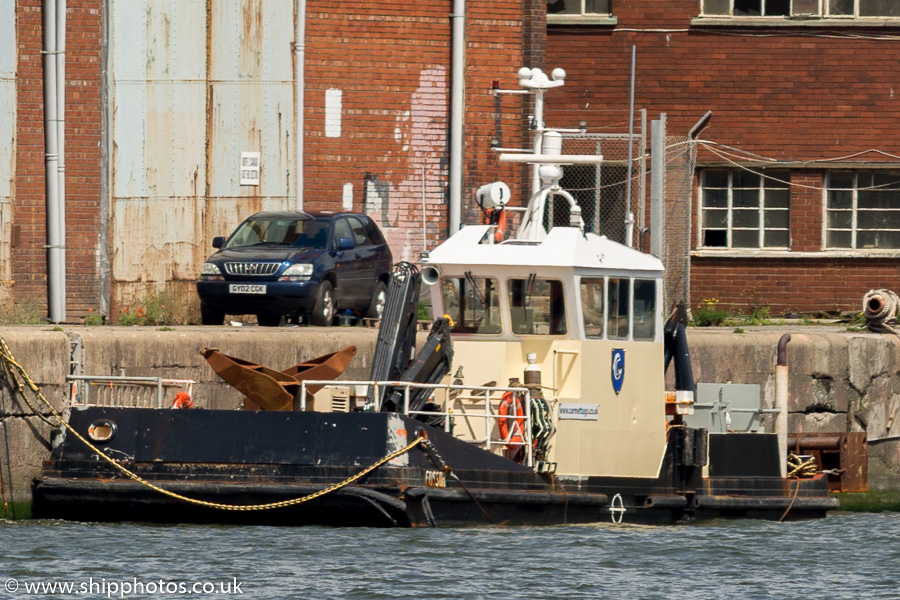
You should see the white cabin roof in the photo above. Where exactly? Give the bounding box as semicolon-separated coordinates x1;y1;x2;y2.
425;225;663;275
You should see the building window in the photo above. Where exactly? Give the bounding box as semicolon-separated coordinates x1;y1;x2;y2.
700;169;790;249
700;0;900;17
826;170;900;250
547;0;610;16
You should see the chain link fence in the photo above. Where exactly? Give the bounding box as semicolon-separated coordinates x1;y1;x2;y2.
557;133;645;247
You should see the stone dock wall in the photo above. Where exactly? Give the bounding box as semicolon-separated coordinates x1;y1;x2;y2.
1;325;898;517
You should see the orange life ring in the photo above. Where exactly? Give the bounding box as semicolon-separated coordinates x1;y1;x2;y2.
493;209;508;243
498;391;525;448
171;391;194;409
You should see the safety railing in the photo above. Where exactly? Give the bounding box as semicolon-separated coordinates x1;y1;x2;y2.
300;379;533;467
67;375;195;409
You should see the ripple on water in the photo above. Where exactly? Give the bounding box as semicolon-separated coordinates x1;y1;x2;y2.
0;514;897;599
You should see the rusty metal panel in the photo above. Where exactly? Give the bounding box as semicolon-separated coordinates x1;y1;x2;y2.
109;0;298;300
209;0;295;200
109;0;208;284
0;0;15;302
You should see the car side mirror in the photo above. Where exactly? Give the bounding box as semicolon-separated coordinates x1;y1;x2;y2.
338;237;355;251
212;236;225;249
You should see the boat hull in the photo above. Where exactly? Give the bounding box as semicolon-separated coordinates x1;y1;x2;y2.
33;406;837;527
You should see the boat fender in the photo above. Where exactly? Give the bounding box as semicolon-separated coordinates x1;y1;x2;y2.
498;391;525;448
171;391;194;409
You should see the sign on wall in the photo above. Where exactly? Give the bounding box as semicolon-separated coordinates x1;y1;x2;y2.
240;152;260;186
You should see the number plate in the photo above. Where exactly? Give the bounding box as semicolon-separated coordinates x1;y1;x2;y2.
229;284;267;294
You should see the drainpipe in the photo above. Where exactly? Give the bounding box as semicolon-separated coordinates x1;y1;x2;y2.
42;0;63;323
295;0;306;210
448;0;465;234
56;0;67;319
775;334;791;478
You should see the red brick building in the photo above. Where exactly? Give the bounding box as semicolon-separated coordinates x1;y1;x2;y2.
7;0;900;322
5;0;544;322
546;0;900;315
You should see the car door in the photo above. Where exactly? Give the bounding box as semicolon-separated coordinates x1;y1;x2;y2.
331;216;364;308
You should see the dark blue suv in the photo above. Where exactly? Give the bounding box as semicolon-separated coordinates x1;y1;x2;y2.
196;211;392;326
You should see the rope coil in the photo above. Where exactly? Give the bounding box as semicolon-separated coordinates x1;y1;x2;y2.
0;335;422;512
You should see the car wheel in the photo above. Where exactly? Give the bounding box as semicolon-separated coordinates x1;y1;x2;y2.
311;281;334;326
257;314;282;327
366;281;388;320
200;303;225;325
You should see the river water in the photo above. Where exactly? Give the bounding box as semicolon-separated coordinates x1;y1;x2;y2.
1;512;898;599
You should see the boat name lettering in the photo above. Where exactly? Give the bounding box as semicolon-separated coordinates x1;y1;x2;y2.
559;403;599;420
425;470;446;488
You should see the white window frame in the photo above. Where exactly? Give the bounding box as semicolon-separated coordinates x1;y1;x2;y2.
699;169;790;250
547;0;611;16
700;0;900;18
824;170;900;251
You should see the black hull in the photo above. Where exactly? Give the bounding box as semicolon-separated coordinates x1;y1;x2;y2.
33;407;837;527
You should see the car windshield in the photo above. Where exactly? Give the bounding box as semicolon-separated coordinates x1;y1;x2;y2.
225;217;330;249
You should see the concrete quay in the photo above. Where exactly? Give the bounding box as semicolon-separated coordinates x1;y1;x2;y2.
1;324;898;517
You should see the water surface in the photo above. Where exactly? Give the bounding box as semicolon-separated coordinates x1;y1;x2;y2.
1;513;897;599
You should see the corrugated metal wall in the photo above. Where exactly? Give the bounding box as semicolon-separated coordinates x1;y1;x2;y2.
108;0;295;307
0;0;14;306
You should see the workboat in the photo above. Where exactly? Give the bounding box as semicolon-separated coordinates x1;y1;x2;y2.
32;69;838;526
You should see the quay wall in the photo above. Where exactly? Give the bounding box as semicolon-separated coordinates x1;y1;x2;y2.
1;325;898;517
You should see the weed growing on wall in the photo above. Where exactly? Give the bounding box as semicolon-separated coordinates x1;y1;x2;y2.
118;290;184;326
692;298;729;327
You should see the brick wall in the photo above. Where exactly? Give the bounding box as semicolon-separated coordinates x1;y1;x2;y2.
11;1;539;320
304;1;535;262
546;0;900;314
14;0;102;319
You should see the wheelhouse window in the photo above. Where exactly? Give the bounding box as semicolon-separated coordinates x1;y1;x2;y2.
547;0;610;16
633;279;657;341
826;170;900;249
608;278;629;340
580;278;604;339
700;0;900;17
508;277;567;335
700;169;790;249
441;275;502;334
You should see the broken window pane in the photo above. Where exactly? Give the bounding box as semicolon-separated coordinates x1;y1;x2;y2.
734;0;762;16
766;0;790;15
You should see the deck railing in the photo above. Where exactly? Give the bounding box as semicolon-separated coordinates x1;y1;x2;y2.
300;379;533;467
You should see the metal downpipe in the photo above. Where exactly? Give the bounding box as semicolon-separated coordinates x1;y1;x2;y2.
295;0;306;210
56;0;67;320
42;0;62;323
448;0;465;234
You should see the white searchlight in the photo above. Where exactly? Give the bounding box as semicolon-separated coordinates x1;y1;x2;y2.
475;182;511;210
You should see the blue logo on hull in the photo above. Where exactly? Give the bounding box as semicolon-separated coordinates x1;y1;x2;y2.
611;349;625;394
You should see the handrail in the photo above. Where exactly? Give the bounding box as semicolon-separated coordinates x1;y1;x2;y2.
66;375;195;409
300;379;533;467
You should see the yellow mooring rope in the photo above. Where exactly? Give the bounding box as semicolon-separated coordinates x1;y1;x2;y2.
0;335;423;511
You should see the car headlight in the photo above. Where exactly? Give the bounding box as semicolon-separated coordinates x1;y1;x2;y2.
199;262;223;279
279;263;314;281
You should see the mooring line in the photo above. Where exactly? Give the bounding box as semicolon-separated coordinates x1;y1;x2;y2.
0;334;422;512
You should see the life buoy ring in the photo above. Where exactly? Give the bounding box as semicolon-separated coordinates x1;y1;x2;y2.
498;391;525;449
171;391;194;409
493;209;508;244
